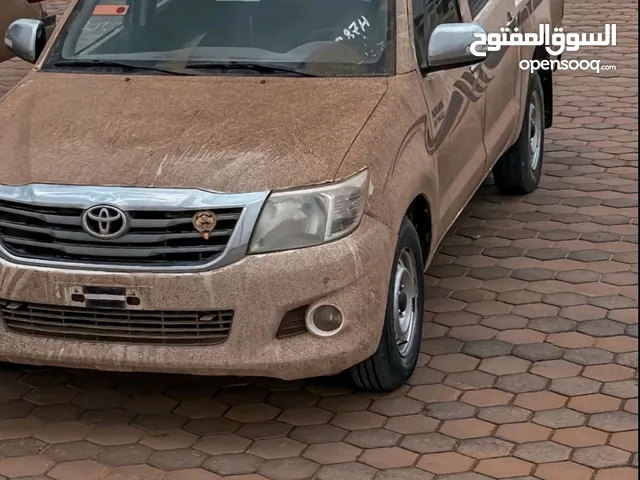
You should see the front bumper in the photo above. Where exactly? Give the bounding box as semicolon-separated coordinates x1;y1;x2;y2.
0;215;394;380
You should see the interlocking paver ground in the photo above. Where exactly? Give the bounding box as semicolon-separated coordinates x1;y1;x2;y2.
0;0;637;479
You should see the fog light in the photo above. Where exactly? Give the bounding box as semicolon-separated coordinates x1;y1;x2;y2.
306;305;344;337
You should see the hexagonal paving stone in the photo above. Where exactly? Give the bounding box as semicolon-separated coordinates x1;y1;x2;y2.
549;377;602;396
290;424;347;445
497;373;549;394
460;389;514;407
583;364;635;382
568;394;622;413
96;444;155;467
303;442;362;464
552;426;609;448
514;441;572;463
314;462;377;480
400;432;457;454
595;467;640;480
103;465;163;480
44;441;103;463
202;453;262;476
588;411;638;432
277;407;332;426
462;340;514;358
609;431;639;453
475;457;534;478
456;437;514;459
359;447;418;469
48;460;110;480
426;402;477;420
512;344;565;362
439;419;495;439
477;406;532;424
247;438;306;459
533;409;587;428
257;457;320;480
535;461;594;480
514;392;567;411
578;319;627;337
573;445;632;469
416;452;475;475
530;360;582;379
602;380;638;399
162;469;223;480
194;435;251;456
564;348;615;365
479;357;531;376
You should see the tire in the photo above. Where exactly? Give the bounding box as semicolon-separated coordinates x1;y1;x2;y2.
492;70;545;195
349;217;425;392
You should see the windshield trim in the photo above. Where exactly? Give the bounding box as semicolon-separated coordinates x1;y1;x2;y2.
41;0;397;78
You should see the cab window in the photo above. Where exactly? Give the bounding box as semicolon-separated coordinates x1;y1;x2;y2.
43;0;395;76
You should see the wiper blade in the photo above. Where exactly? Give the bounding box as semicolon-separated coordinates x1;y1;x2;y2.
184;61;317;77
53;60;195;76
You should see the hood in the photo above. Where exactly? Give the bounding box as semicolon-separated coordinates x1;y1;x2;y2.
0;72;387;192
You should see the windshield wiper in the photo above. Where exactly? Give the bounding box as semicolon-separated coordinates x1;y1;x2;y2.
53;59;195;76
184;61;317;77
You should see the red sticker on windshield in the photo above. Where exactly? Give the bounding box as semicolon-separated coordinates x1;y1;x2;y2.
93;5;129;15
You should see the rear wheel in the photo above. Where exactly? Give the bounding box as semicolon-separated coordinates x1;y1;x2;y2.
349;217;424;392
492;71;545;195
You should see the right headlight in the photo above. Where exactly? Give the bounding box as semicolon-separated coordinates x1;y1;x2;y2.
248;169;371;254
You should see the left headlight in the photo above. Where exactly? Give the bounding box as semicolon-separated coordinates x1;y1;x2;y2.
249;169;371;254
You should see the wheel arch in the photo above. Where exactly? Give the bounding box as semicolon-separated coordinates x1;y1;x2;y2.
532;46;554;128
405;194;433;267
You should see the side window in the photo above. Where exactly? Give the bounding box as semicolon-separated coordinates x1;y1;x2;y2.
412;0;463;66
468;0;489;18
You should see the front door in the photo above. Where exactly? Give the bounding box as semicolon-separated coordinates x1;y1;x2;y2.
464;0;522;170
412;0;488;233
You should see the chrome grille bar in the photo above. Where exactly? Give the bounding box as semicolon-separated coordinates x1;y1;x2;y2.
0;184;269;272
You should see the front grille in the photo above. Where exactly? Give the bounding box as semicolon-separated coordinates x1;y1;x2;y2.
0;299;233;346
0;199;242;267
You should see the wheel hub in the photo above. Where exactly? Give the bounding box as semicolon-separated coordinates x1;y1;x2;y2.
393;249;419;357
529;90;543;171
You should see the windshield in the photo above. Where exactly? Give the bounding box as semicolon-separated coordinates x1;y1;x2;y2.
43;0;395;76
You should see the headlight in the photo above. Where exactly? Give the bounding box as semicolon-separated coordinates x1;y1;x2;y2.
249;169;371;254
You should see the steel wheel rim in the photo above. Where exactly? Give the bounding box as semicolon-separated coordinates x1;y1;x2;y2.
529;90;543;171
392;248;419;357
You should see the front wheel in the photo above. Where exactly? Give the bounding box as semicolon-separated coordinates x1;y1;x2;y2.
492;70;545;195
349;217;424;392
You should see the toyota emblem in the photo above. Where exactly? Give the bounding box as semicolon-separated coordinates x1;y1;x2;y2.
81;205;130;240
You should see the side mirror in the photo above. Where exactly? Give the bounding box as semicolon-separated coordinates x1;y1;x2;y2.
5;19;47;64
427;23;488;70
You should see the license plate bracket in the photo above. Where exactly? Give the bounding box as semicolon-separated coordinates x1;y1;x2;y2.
68;285;142;310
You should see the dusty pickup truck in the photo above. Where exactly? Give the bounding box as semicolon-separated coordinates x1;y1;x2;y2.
0;0;563;391
0;0;55;63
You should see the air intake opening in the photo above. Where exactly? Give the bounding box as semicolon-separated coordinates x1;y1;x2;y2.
276;306;309;339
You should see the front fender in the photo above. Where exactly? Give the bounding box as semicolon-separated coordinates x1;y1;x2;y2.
335;73;440;260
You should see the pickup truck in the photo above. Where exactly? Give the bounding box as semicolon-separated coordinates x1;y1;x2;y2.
0;0;563;392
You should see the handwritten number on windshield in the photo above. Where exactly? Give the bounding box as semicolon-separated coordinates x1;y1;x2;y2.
335;16;371;42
